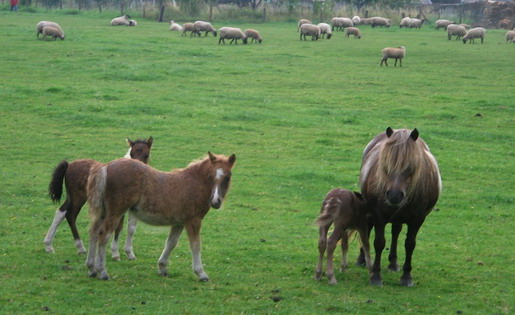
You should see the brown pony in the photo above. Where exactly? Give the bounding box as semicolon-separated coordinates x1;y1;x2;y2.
86;152;236;281
44;137;153;257
359;127;441;287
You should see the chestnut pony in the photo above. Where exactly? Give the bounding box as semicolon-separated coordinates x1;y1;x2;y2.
86;152;236;281
360;127;441;287
44;137;153;258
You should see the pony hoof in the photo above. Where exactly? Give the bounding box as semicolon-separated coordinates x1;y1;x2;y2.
99;272;110;280
126;254;136;260
400;277;414;287
199;277;209;282
314;271;323;280
88;271;97;278
370;278;383;287
45;247;55;253
388;264;400;272
112;256;121;261
159;271;169;277
328;279;337;285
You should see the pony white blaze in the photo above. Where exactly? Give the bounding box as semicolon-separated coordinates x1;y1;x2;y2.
215;168;225;180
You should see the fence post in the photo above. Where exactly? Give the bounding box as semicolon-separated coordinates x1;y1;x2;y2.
263;5;266;23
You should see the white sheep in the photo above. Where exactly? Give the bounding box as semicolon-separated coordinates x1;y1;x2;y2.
462;27;486;44
505;30;515;43
299;23;321;41
344;27;361;39
331;17;353;31
244;29;263;43
361;17;372;25
459;23;471;30
399;17;411;28
111;15;131;26
218;27;247;44
181;23;196;37
169;20;183;32
371;17;390;28
352;16;361;25
447;24;467;40
41;25;65;40
194;21;217;37
408;18;424;29
317;23;333;39
128;20;137;26
298;18;312;31
380;46;406;67
435;19;454;30
36;21;63;39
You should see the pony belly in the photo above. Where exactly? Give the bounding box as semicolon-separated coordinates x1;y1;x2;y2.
129;208;179;226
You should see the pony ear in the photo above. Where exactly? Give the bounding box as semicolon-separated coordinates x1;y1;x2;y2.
147;136;153;148
229;154;236;166
127;138;135;147
208;152;217;164
410;128;419;141
386;127;394;137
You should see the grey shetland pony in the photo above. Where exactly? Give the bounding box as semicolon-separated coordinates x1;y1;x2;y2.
44;137;153;258
86;152;236;281
359;127;441;287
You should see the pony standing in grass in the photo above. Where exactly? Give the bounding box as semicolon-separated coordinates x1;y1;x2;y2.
86;152;236;281
44;137;153;258
359;127;441;287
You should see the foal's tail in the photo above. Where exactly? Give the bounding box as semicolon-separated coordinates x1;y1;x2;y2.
49;160;69;203
316;197;340;228
87;165;108;220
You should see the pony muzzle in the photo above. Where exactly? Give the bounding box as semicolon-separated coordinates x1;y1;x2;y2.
210;187;223;209
386;190;405;205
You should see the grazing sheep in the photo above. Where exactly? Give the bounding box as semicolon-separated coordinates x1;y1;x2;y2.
459;23;471;30
169;20;183;32
317;23;333;39
314;189;372;285
298;18;312;31
505;30;515;43
399;17;411;28
435;19;454;30
181;23;196;37
299;23;321;41
447;24;467;40
462;27;486;44
41;26;65;40
352;16;361;25
331;17;353;31
370;17;390;28
194;21;217;37
344;27;361;39
36;21;63;39
380;46;406;67
244;29;263;43
408;18;424;29
218;27;247;44
111;15;131;26
361;17;372;25
128;20;137;26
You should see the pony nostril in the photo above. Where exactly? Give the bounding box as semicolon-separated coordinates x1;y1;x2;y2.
387;190;404;205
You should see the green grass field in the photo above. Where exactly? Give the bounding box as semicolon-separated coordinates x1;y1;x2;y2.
0;11;513;314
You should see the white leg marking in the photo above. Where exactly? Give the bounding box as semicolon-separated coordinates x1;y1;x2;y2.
75;239;86;254
124;213;138;260
43;209;67;253
111;238;120;261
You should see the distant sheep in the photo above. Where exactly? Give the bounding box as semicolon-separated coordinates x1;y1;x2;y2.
331;17;353;31
408;18;424;29
435;19;454;30
244;29;263;43
219;27;247;44
462;27;486;44
361;17;372;25
111;15;131;26
300;23;321;41
298;19;312;31
371;17;390;28
459;23;471;30
181;23;196;37
380;46;405;67
399;17;411;28
169;21;183;32
505;30;515;43
128;20;137;26
317;23;333;39
36;21;63;39
447;24;467;40
41;26;65;40
352;16;361;25
344;27;361;39
194;21;217;37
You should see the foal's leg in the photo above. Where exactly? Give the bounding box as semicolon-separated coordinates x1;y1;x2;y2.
370;221;386;287
358;228;372;272
388;223;402;271
43;199;70;253
95;215;123;280
66;197;87;254
111;215;125;261
357;218;373;266
400;221;423;287
86;216;103;278
340;230;350;271
124;213;138;260
157;225;184;276
326;229;343;285
315;225;330;280
185;219;209;281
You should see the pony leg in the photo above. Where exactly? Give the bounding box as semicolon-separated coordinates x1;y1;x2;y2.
111;215;124;261
400;221;423;287
370;222;386;287
315;225;329;280
157;225;184;276
95;216;122;280
43;208;67;253
124;213;138;260
388;223;402;271
326;229;343;285
185;219;209;281
357;218;373;266
358;228;373;272
340;230;350;271
86;216;103;278
65;199;87;254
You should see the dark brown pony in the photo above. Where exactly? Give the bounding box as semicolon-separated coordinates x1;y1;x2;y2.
86;152;236;281
360;127;441;287
44;137;153;257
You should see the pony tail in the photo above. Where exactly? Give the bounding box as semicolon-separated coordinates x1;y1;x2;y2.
49;160;69;203
87;166;107;220
316;198;340;227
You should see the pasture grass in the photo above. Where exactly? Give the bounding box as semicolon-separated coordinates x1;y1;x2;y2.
0;11;513;314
